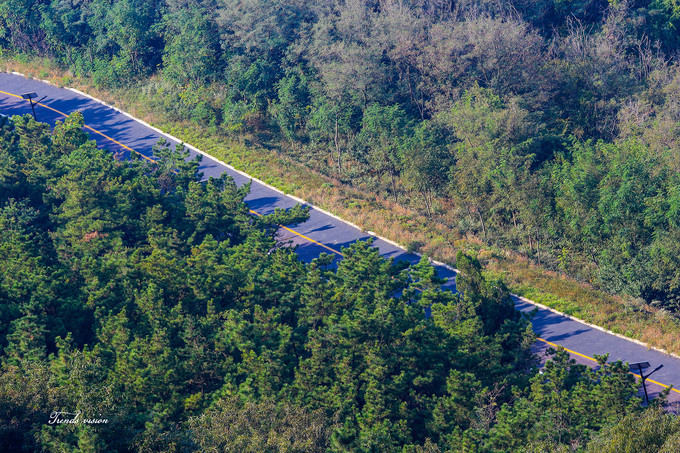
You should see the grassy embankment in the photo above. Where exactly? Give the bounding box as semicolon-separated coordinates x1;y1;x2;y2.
4;55;680;355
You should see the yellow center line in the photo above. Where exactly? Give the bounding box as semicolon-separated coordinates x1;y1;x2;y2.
3;87;676;397
0;89;23;100
536;337;679;394
1;87;340;255
249;209;344;257
0;88;155;163
82;124;155;163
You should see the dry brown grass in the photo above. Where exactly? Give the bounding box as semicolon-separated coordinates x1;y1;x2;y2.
5;55;680;355
486;258;680;353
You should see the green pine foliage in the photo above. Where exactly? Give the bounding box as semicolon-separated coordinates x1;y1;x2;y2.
0;113;667;451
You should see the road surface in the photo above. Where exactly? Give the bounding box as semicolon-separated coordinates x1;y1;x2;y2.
1;72;677;405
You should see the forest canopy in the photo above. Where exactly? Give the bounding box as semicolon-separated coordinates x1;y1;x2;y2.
3;0;680;449
0;112;669;451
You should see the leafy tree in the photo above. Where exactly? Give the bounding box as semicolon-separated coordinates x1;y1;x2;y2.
647;0;680;53
355;103;411;199
104;0;163;80
402;121;450;217
162;5;221;84
307;94;359;174
270;67;311;142
586;406;680;453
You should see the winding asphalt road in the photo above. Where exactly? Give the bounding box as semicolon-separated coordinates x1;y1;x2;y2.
1;72;678;404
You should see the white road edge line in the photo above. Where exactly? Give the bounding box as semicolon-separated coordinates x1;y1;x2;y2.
7;70;680;363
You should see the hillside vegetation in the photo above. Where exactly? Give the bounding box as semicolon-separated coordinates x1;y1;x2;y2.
0;111;675;452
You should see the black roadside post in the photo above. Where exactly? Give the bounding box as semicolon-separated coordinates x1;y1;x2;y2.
21;92;47;121
630;361;664;404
